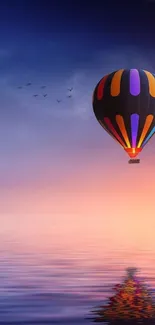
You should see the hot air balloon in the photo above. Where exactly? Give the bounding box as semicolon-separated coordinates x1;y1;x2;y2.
93;69;155;163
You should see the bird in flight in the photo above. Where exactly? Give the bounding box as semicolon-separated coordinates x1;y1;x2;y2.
33;94;38;97
68;87;73;91
18;86;22;89
41;86;46;89
26;83;32;86
67;95;72;98
43;94;47;97
57;99;61;103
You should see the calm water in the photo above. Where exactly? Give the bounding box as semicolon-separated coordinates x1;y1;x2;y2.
0;241;155;324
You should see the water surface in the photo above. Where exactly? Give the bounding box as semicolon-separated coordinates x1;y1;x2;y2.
0;241;155;324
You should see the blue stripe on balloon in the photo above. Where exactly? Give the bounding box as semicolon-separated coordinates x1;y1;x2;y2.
142;126;155;147
131;114;139;148
130;69;140;96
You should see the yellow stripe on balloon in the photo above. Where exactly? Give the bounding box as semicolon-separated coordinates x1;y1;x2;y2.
137;114;154;148
110;69;124;96
116;115;131;148
143;70;155;97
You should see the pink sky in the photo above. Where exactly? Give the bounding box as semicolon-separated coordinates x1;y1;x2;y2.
0;138;155;255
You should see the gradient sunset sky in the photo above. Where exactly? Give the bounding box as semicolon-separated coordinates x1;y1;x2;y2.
0;0;155;253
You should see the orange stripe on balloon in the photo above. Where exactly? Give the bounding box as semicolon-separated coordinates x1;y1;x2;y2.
110;69;124;96
137;114;154;148
143;70;155;97
116;115;131;148
104;117;126;148
99;120;123;147
97;75;109;100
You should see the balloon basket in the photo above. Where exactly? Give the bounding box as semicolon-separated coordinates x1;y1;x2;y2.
128;159;140;164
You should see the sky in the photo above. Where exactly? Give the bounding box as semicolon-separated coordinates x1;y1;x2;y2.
0;0;155;253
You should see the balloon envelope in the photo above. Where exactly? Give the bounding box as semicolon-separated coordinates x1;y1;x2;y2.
93;69;155;158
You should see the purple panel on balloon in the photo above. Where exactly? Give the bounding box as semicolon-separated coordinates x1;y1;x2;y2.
130;69;140;96
131;114;139;148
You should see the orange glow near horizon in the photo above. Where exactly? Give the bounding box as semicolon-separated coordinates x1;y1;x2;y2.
0;148;155;255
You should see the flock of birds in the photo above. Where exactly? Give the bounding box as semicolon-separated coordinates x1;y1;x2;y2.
17;83;73;103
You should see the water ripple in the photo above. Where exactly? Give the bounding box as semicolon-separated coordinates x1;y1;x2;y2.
0;245;154;324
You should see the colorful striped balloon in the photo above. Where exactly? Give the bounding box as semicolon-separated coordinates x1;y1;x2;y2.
93;69;155;159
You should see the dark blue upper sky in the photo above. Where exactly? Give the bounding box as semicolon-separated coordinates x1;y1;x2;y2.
0;0;154;76
0;0;154;46
0;0;154;65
